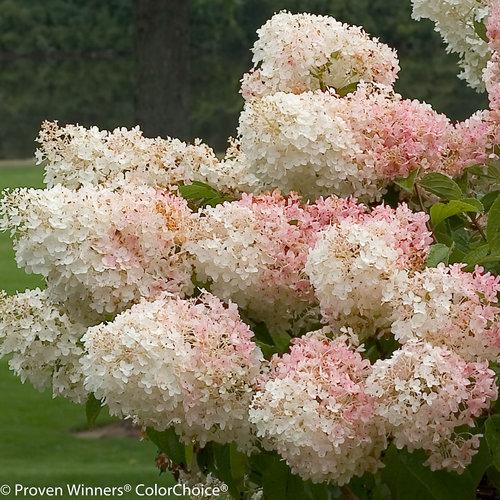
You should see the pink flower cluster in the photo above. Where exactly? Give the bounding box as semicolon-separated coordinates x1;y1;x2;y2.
367;341;498;472
250;332;386;484
187;191;365;332
369;203;433;269
82;292;263;449
345;85;457;179
305;203;432;337
349;83;498;177
488;0;500;53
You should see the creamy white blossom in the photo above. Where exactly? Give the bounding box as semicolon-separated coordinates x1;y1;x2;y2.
0;289;87;403
305;204;432;338
81;293;264;449
386;264;500;362
241;11;399;100
236;90;376;201
367;341;497;472
411;0;491;90
0;184;194;314
36;121;238;192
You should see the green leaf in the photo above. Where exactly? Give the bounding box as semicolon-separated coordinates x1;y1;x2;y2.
470;163;500;180
478;254;500;264
481;190;500;212
178;181;218;199
467;438;493;485
211;444;235;495
184;443;194;468
426;243;453;267
474;19;489;42
449;248;466;265
487;467;500;491
485;416;500;470
146;427;186;465
210;443;247;497
196;443;216;475
394;169;419;192
252;322;274;345
419;173;463;200
350;473;391;500
255;340;279;359
382;184;401;208
449;227;472;255
490;361;500;380
487;163;500;180
463;244;490;267
455;171;469;193
249;451;333;500
487;195;500;254
430;198;483;228
467;164;488;176
382;445;478;500
85;393;102;428
336;81;359;97
259;453;291;500
269;330;292;354
178;181;226;208
433;219;454;245
229;443;247;489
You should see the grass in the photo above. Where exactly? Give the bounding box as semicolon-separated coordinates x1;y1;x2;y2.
0;161;177;497
0;163;45;294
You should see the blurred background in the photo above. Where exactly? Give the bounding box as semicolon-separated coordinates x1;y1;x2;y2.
0;0;490;495
0;0;489;159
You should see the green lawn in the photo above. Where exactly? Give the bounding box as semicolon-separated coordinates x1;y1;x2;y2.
0;162;176;498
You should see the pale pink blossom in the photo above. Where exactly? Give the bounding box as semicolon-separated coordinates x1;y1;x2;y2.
367;341;497;472
250;331;386;484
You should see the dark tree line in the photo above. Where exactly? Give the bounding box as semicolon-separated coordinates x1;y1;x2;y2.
135;0;191;141
0;0;488;157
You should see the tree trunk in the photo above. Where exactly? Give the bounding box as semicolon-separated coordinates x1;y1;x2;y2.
135;0;190;140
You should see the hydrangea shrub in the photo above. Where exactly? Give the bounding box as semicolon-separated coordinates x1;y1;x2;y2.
1;4;500;499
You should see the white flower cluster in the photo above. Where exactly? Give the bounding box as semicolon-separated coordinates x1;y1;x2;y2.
306;219;399;335
250;332;387;484
236;90;373;200
0;184;194;314
234;82;465;201
411;0;491;90
81;292;263;450
36;120;238;191
241;11;399;100
387;265;500;362
0;288;87;403
305;205;432;338
366;341;498;472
